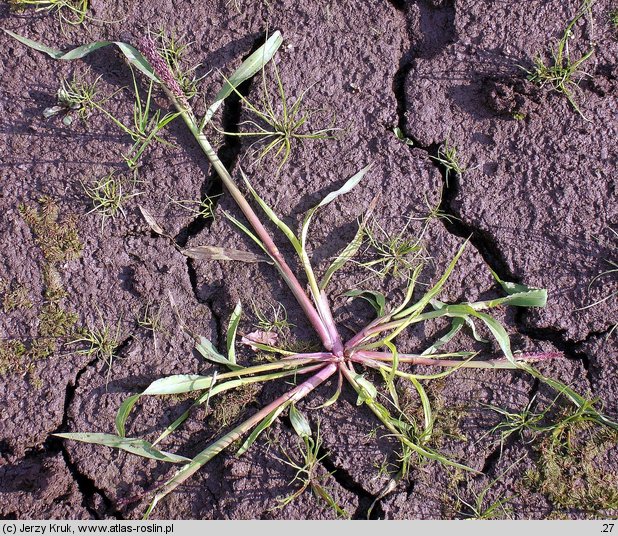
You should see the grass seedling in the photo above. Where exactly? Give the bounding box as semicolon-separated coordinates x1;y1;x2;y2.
456;457;523;520
8;0;89;27
431;138;465;185
218;60;337;173
82;172;142;228
10;29;618;519
70;316;123;384
275;406;349;517
360;218;426;279
252;300;294;335
44;71;101;126
523;0;595;119
137;301;166;357
169;194;220;220
576;228;617;336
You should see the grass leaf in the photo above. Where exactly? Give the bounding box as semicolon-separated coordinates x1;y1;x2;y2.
115;394;141;437
182;245;268;263
344;289;386;317
5;31;158;82
54;433;190;463
204;31;283;123
300;165;372;253
289;404;312;439
196;336;243;370
319;223;365;290
143;374;215;395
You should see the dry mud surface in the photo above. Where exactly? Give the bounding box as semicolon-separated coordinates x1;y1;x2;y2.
1;0;617;520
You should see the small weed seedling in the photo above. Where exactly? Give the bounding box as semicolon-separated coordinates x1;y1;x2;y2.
71;316;123;383
9;29;618;518
169;194;220;220
8;0;89;27
252;300;294;335
44;71;101;126
611;9;618;29
576;227;617;337
82;172;142;228
523;0;595;119
360;218;426;280
137;301;167;356
216;60;337;173
275;406;349;517
392;126;414;147
431;138;465;185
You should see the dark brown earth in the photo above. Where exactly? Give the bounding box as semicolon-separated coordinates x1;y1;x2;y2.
0;0;617;520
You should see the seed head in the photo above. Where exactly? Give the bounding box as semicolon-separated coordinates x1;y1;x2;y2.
139;37;190;109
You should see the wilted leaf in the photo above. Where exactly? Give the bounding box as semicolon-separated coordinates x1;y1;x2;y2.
139;205;166;235
241;330;279;350
182;245;267;263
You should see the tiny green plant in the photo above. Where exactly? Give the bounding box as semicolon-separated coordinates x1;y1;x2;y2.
9;29;618;519
392;126;414;147
43;71;101;126
576;227;617;337
82;172;142;228
70;316;123;383
522;0;595;119
137;301;166;356
217;60;337;173
274;406;349;517
611;9;618;29
360;218;426;279
8;0;89;27
431;138;465;185
169;194;220;220
101;69;181;169
252;300;294;335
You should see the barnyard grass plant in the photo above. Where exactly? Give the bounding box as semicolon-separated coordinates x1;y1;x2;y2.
7;28;618;518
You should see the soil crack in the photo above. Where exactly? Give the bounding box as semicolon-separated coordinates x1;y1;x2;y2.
173;31;271;249
317;448;383;519
42;335;139;519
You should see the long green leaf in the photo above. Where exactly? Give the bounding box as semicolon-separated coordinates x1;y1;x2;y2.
5;31;158;81
319;223;365;290
143;374;215;395
300;165;372;252
204;31;283;123
196;336;242;371
54;433;190;463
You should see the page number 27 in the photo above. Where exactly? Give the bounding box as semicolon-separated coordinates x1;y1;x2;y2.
602;524;614;533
